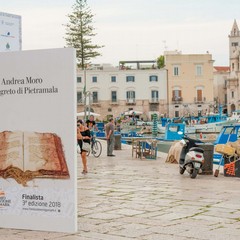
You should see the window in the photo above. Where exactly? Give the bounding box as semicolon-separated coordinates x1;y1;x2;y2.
149;75;158;82
77;91;82;104
232;42;238;46
111;76;116;82
197;89;203;101
232;91;234;98
92;91;98;103
92;76;97;83
196;65;202;76
126;91;135;102
77;77;81;83
173;66;179;76
172;89;182;101
111;91;117;102
126;76;135;82
232;63;235;71
151;90;159;102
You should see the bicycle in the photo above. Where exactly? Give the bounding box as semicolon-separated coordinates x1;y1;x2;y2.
87;135;102;157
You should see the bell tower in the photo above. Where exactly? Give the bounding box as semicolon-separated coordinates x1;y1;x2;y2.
229;19;240;71
227;20;240;113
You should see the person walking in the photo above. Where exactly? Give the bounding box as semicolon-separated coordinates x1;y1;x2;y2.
105;117;115;157
77;119;91;174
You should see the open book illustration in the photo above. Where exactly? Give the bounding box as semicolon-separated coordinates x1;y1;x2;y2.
0;131;69;186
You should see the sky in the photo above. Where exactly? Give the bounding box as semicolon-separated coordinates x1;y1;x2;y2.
1;0;240;66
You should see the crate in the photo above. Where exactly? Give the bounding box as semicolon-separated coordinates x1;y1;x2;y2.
215;144;235;156
224;157;240;178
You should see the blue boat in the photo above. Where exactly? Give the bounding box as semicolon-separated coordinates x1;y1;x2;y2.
155;123;186;153
213;124;240;165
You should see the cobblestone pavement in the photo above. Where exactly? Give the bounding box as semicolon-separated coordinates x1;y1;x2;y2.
1;140;240;240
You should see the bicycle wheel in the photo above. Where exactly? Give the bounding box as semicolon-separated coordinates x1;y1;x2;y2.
92;140;102;158
86;142;92;156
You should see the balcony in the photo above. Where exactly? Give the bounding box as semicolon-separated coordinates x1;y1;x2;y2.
126;98;136;105
91;99;101;106
110;100;119;105
172;96;183;103
194;97;206;104
77;99;84;105
149;98;159;104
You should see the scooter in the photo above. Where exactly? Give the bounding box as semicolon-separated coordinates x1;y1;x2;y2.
179;134;205;179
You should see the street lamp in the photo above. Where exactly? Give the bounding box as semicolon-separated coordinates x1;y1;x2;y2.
83;69;87;120
83;90;92;121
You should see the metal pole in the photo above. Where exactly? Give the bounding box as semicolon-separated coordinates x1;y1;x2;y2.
88;93;91;120
84;69;87;121
166;68;169;117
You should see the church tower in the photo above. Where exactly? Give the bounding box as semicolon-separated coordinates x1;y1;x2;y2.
228;19;240;113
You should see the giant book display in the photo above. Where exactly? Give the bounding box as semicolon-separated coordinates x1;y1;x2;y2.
0;48;77;232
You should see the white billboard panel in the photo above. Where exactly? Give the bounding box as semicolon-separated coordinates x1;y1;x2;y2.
0;48;77;233
0;12;22;51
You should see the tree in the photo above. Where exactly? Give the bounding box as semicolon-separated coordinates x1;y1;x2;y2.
157;55;165;69
65;0;104;69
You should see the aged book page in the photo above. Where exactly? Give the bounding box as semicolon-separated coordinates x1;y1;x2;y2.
23;132;69;178
0;131;69;186
0;131;24;171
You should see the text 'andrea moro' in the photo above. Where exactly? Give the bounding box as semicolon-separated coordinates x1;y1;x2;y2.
1;77;43;85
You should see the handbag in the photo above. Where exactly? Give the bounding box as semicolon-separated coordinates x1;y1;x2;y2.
77;144;81;154
82;140;90;152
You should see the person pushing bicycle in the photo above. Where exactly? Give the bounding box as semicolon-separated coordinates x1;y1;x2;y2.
86;115;98;147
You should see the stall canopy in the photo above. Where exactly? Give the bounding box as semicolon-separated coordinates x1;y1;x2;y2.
124;110;143;116
77;111;100;117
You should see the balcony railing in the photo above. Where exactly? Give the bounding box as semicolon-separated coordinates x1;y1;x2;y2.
92;99;99;103
194;97;206;103
91;99;101;106
77;99;84;105
126;98;136;104
172;96;183;103
110;100;119;105
149;98;159;103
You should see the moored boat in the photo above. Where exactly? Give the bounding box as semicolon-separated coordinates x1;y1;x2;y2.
213;124;240;165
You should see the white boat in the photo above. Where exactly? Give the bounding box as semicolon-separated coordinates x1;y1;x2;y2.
194;120;237;133
158;112;238;134
227;110;240;121
157;123;196;134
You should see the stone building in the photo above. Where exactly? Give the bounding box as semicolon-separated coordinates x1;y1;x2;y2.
213;66;230;114
77;62;167;120
164;51;215;117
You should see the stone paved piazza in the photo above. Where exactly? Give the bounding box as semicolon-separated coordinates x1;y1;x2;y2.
1;141;240;240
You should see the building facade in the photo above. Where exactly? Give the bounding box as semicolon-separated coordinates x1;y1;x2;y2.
164;51;215;118
213;66;229;114
77;63;167;120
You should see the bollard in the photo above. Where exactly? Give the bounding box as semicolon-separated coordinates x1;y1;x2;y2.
114;134;122;150
196;143;214;175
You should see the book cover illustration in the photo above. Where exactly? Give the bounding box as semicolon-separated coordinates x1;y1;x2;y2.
0;131;69;186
